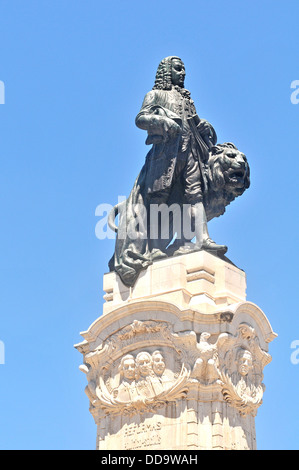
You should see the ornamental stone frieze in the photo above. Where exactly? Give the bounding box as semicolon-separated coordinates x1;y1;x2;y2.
77;311;274;422
75;252;276;450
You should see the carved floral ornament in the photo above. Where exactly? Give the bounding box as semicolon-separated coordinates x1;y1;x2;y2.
78;320;272;418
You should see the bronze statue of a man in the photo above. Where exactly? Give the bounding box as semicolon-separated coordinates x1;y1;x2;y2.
108;56;250;287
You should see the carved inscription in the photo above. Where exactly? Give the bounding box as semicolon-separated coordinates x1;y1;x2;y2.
123;422;162;450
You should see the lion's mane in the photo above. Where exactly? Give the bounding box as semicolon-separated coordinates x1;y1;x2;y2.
204;142;250;222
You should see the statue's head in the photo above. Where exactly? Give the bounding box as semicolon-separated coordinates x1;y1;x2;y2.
152;350;166;376
118;354;136;381
153;56;185;90
237;349;253;377
136;351;153;378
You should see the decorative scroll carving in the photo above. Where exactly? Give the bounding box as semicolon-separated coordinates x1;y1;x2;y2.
79;320;191;417
78;319;271;418
217;324;271;416
167;322;271;416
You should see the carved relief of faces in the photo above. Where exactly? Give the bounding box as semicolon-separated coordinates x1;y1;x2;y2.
237;349;253;377
152;351;166;376
136;352;153;378
119;354;136;381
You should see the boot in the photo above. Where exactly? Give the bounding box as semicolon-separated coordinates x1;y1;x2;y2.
193;202;228;254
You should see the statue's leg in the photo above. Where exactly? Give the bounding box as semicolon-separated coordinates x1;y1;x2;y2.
192;202;227;253
147;193;170;261
176;152;227;254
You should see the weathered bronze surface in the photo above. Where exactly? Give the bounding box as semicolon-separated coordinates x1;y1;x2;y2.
108;56;250;287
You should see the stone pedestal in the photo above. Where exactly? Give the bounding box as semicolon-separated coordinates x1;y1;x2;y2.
75;251;276;450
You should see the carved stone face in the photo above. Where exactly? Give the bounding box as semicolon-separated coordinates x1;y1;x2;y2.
136;352;152;377
171;59;186;88
237;350;253;376
122;357;136;381
152;352;165;376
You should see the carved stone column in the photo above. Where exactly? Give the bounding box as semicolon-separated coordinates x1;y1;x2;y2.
75;251;276;450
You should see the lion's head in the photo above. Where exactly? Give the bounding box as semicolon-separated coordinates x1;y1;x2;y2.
204;142;250;221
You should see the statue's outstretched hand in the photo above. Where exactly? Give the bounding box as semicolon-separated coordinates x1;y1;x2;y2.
161;116;181;141
142;115;181;145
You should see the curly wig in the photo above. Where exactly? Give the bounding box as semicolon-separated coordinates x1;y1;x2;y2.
153;56;183;90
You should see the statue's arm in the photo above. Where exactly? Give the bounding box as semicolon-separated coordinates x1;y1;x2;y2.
197;119;217;145
135;91;181;143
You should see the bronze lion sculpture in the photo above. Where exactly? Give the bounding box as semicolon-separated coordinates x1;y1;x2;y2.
108;142;250;233
204;142;250;222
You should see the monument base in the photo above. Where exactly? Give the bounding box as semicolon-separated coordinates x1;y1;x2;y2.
75;251;276;450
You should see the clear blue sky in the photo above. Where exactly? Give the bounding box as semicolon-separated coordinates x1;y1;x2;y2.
0;0;298;450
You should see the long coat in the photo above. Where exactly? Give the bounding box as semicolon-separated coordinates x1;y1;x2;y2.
111;86;216;287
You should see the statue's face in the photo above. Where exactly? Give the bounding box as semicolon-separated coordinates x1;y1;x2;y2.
122;358;135;380
136;353;152;377
171;59;185;87
238;350;253;376
152;353;165;376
